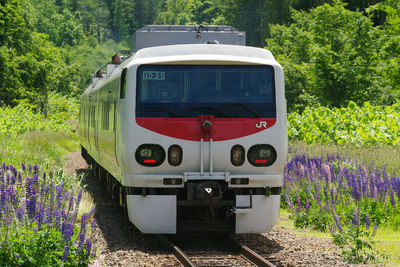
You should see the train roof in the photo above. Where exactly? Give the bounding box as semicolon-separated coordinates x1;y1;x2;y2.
132;44;275;63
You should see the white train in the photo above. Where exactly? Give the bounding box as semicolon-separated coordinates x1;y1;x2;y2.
79;25;287;234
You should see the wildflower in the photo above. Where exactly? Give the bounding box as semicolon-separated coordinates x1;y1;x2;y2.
296;196;302;213
334;213;342;231
77;231;86;250
372;218;379;233
366;215;371;230
17;206;24;221
62;246;70;262
390;190;396;209
91;218;97;230
21;162;26;172
305;201;310;213
353;209;360;226
86;238;93;254
33;164;38;174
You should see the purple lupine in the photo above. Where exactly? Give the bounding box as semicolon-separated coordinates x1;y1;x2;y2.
366;215;371;230
26;194;36;219
10;165;17;177
91;218;97;230
296;196;302;213
91;245;97;258
334;213;342;231
353;209;360;226
77;231;86;250
85;238;92;253
390;190;396;209
37;205;45;230
56;183;64;209
55;210;61;229
17;206;24;221
66;222;75;242
0;182;6;207
80;213;87;234
62;246;70;262
33;164;38;174
305;201;310;213
21;162;26;172
6;185;16;205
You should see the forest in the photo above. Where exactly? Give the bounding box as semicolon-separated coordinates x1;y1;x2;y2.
1;0;399;111
1;0;400;265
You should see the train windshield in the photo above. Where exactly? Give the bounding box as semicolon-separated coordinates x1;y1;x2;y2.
136;65;276;118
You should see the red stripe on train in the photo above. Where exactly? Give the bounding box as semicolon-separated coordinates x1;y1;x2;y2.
136;117;276;141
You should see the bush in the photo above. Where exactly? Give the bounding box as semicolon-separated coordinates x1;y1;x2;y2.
0;163;97;265
0;92;78;136
288;102;400;146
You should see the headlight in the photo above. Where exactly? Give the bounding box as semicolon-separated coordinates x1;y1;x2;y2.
135;144;165;166
231;145;245;166
168;145;183;166
247;144;277;167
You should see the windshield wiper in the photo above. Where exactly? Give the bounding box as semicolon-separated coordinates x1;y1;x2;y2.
233;103;261;117
191;106;231;117
143;106;182;117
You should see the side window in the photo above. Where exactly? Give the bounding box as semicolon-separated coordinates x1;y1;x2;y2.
120;68;127;99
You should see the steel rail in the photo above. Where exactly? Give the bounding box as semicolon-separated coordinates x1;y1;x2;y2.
229;236;276;267
157;235;197;267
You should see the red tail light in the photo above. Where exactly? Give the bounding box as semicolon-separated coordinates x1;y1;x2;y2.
135;144;165;167
247;144;277;167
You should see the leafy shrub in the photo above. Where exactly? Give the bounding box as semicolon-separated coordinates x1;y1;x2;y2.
331;210;377;263
0;92;78;136
288;102;400;146
0;163;97;265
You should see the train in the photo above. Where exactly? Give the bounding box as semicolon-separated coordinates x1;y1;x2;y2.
79;25;287;234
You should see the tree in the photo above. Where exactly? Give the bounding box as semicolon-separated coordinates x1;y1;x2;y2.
266;1;391;110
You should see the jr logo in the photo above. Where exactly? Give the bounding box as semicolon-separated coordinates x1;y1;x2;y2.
256;121;268;128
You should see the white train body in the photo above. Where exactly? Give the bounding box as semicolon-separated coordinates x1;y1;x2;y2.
79;26;287;234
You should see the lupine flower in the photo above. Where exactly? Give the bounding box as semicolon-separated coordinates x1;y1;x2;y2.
91;218;97;230
21;163;26;172
86;238;93;254
296;196;302;213
353;209;360;226
62;246;70;262
366;215;371;230
33;164;38;174
305;201;310;213
390;190;396;209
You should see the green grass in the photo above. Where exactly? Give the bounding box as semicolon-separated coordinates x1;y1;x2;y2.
0;131;79;173
290;140;400;174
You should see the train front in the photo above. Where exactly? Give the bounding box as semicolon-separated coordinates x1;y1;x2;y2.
120;44;287;234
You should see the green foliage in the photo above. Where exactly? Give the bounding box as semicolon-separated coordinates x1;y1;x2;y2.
0;226;90;266
0;92;78;136
155;0;223;25
288;102;400;146
266;1;399;109
331;223;377;263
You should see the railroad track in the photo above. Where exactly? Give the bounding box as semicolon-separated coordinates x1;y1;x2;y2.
157;234;278;267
